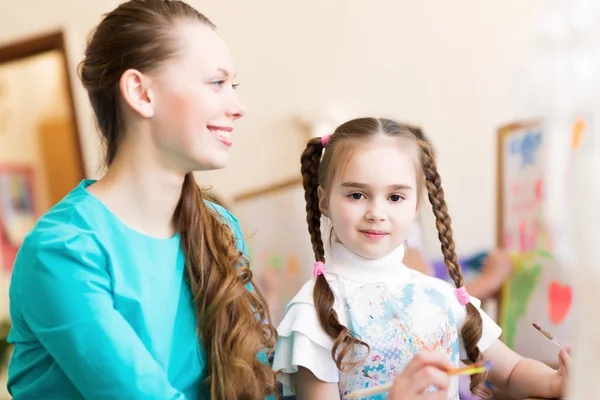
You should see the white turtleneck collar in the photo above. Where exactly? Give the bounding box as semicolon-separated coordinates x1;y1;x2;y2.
326;241;410;284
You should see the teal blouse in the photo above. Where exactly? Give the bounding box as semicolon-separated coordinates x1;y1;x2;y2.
7;179;262;399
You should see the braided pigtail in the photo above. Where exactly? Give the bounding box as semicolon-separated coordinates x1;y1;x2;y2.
300;136;369;371
417;140;490;398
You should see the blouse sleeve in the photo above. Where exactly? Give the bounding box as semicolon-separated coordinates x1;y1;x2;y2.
9;233;184;400
457;296;503;358
272;279;340;396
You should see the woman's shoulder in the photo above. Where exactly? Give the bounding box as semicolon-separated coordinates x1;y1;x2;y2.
11;183;110;298
12;180;127;284
204;201;248;256
23;181;106;250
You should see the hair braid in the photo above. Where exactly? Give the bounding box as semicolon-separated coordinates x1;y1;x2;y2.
418;141;490;398
301;139;326;263
300;137;370;371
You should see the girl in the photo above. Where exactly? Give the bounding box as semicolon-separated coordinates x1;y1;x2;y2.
273;117;570;399
6;1;277;399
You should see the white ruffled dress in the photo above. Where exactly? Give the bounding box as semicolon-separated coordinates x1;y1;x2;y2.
272;243;502;399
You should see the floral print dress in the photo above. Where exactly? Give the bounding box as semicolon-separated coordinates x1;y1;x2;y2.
339;281;460;399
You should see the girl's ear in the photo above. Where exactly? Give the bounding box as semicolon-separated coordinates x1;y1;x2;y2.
318;186;330;218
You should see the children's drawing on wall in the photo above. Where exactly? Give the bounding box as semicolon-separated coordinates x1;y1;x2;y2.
498;121;574;364
0;166;36;273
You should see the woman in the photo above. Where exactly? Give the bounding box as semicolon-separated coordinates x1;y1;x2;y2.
6;1;455;399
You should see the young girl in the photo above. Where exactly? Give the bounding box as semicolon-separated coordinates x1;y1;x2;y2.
273;117;570;399
7;1;277;399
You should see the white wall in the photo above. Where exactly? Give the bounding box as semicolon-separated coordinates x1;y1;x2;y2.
0;0;544;256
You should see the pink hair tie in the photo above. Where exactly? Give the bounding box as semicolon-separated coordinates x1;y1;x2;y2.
313;261;325;279
456;286;470;306
321;134;331;147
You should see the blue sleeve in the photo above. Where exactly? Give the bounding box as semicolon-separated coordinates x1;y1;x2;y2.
12;233;184;400
230;213;250;258
205;201;249;257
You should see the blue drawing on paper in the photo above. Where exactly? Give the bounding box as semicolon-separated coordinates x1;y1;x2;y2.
509;129;542;169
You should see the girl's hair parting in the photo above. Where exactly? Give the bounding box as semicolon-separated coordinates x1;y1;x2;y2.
78;1;277;398
300;117;489;397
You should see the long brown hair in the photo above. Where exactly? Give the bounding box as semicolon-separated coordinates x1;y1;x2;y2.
78;1;277;398
300;117;488;397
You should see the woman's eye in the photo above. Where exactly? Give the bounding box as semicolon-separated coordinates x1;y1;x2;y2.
389;194;404;202
350;193;365;200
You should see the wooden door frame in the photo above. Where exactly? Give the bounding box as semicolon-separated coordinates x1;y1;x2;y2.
0;31;85;179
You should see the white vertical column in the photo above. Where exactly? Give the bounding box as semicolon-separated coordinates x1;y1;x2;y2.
525;0;600;398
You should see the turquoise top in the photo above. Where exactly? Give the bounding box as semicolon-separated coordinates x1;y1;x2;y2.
7;180;252;399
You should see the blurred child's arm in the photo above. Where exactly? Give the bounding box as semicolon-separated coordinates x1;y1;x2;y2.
484;339;567;398
294;367;341;400
465;249;513;300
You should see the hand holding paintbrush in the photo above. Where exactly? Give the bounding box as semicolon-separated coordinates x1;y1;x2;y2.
345;360;493;399
532;323;572;396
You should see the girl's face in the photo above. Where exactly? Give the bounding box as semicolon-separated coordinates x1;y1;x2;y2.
145;22;246;173
319;135;420;260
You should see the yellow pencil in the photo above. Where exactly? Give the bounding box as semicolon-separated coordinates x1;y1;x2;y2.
345;361;492;399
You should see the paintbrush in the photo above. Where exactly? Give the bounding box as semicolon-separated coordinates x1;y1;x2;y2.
532;323;568;351
344;360;493;399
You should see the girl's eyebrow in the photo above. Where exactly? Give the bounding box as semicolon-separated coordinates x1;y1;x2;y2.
217;67;236;79
341;182;413;190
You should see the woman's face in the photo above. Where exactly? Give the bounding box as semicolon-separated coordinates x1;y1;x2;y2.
145;21;246;173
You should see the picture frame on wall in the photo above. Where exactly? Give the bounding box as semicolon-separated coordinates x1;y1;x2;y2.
0;165;37;274
496;120;574;367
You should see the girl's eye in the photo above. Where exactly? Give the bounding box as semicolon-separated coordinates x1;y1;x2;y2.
389;194;404;202
349;193;365;200
211;81;240;90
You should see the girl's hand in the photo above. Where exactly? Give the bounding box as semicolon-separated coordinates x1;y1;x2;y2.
551;346;571;396
389;350;452;400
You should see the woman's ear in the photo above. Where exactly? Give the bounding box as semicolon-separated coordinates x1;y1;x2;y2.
119;68;154;118
318;186;330;218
